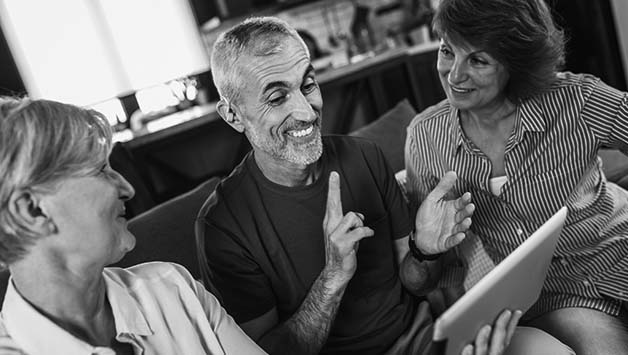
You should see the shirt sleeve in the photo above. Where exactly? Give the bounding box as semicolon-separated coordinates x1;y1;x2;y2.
366;141;412;240
192;275;268;355
168;263;268;355
203;221;276;324
580;76;628;155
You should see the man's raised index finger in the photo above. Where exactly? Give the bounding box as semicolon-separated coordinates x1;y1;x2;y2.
325;171;343;222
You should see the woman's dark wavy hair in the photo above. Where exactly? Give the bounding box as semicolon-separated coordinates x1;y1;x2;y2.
433;0;566;101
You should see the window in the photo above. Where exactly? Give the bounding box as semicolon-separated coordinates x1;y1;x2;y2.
0;0;209;107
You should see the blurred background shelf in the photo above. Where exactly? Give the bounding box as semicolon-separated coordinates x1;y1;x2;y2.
113;41;443;213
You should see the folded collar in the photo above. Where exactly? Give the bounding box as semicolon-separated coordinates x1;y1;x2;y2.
103;269;152;337
518;96;546;133
2;272;152;355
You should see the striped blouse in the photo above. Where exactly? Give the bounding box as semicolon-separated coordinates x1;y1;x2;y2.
405;72;628;318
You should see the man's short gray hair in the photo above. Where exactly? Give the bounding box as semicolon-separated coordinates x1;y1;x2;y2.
210;16;310;104
0;97;112;265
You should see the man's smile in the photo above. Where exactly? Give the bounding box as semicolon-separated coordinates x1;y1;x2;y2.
287;125;314;138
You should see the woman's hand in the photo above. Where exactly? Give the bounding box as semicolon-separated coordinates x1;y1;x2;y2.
414;171;475;254
461;310;522;355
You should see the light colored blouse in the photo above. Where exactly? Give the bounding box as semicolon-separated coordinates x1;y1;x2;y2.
1;262;266;355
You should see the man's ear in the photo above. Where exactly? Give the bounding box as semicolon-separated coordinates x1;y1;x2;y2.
216;99;245;133
8;190;57;236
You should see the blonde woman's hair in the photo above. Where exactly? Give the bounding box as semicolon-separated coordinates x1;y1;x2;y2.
0;97;112;264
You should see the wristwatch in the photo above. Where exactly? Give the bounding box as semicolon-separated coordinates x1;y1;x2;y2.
408;231;442;262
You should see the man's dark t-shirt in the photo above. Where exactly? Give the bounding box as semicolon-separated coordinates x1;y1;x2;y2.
203;136;414;354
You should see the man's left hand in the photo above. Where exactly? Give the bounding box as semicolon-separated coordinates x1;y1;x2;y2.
414;171;474;255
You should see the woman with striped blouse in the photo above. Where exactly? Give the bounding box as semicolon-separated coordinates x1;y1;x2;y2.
405;0;628;354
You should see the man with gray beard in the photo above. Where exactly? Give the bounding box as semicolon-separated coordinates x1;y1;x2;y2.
199;17;520;355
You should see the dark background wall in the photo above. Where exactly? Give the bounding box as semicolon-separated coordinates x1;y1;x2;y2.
0;27;25;96
551;0;626;91
188;0;217;25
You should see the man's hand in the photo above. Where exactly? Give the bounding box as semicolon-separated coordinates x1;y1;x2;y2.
253;171;375;355
462;310;522;355
414;171;474;254
323;171;374;284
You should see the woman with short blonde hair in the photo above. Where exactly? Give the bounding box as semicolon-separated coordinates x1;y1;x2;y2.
0;97;266;355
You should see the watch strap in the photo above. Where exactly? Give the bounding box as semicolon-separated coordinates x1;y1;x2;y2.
408;232;442;262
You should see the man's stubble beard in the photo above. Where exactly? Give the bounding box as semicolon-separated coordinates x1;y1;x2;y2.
246;127;323;166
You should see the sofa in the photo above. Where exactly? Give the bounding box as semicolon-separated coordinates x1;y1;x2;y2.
111;176;220;287
114;98;628;288
2;99;623;307
4;99;619;297
117;98;628;271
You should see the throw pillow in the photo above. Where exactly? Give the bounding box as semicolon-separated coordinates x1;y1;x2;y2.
349;99;417;172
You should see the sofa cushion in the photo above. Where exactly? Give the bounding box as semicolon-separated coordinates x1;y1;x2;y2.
349;99;417;172
113;177;221;279
599;149;628;190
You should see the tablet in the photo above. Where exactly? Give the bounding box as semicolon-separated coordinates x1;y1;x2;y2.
433;207;568;355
